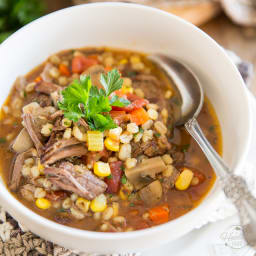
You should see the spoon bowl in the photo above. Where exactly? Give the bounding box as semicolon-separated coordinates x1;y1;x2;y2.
149;53;256;250
148;54;204;125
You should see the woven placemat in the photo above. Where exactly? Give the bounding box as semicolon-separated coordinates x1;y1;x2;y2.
0;51;253;256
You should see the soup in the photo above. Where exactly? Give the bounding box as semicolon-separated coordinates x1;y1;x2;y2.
0;47;221;232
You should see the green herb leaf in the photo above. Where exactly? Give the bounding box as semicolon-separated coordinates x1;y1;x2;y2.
155;132;161;137
129;203;135;207
109;95;130;107
58;76;91;122
58;72;121;131
0;137;6;143
121;175;127;185
107;174;112;180
57;208;68;213
100;69;123;96
209;125;215;132
181;144;190;153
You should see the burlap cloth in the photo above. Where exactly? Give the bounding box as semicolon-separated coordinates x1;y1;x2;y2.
0;51;252;256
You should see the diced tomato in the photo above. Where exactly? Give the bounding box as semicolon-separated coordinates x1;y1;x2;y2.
126;93;142;102
72;56;98;74
45;191;67;201
110;111;129;125
84;149;110;167
105;161;123;193
130;108;149;125
59;63;71;76
112;98;149;112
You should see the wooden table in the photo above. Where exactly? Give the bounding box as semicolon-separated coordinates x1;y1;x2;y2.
202;14;256;94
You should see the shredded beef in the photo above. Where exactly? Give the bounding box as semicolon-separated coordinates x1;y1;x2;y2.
22;114;44;156
9;149;33;191
35;81;61;95
37;94;52;107
42;144;87;165
44;162;107;200
162;167;180;196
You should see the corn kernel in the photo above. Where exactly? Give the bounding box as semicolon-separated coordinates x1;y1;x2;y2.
49;67;60;79
127;123;139;134
147;109;158;120
108;127;122;141
76;197;91;213
37;160;44;174
62;118;72;128
104;137;119;152
165;90;173;99
134;88;144;98
119;59;128;65
175;168;194;190
121;86;134;94
87;131;104;151
63;128;72;139
123;77;132;87
120;132;133;144
73;126;87;142
142;130;153;143
94;161;111;177
90;194;107;212
35;198;51;209
41;123;53;137
119;187;128;200
130;55;141;64
118;144;131;161
162;154;173;165
125;158;137;169
112;202;119;217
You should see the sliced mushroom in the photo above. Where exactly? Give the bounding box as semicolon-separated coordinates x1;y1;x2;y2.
139;180;163;206
11;128;33;153
125;156;166;189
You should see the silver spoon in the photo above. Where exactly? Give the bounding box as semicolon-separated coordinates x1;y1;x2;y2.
149;54;256;250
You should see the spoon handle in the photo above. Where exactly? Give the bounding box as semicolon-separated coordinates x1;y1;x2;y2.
185;118;229;179
185;117;256;249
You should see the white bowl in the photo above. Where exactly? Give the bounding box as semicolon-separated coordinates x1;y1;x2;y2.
0;3;252;253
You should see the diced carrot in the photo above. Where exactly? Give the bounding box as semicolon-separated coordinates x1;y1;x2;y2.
34;76;42;83
110;111;129;125
59;63;70;76
105;66;112;72
130;108;149;125
114;90;126;98
88;55;99;61
148;204;170;225
72;56;98;74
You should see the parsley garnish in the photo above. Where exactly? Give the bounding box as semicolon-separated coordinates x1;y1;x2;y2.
0;138;6;143
181;144;190;153
58;69;130;131
121;175;127;185
155;132;161;137
209;125;215;132
107;174;112;180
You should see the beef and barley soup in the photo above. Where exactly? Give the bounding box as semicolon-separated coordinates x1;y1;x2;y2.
0;47;222;232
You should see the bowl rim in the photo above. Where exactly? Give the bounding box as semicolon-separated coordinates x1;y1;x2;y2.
0;2;253;241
